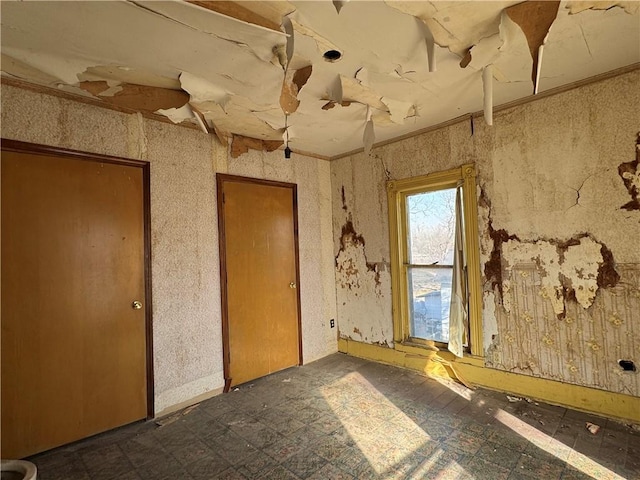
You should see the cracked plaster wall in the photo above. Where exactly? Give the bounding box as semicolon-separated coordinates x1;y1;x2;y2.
331;70;640;396
1;84;338;414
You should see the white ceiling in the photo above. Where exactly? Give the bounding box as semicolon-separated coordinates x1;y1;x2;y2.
2;1;639;159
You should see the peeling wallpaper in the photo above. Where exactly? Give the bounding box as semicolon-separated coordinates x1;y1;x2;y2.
3;1;637;158
331;70;640;396
487;264;639;396
1;84;338;414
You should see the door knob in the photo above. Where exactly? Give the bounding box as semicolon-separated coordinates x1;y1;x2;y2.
289;282;297;289
132;300;143;310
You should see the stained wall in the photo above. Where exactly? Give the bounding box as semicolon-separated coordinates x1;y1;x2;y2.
331;70;640;396
1;84;338;414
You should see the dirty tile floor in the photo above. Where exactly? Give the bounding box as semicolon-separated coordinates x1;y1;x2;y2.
30;353;640;479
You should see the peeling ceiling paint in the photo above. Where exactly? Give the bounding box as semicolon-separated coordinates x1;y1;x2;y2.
1;0;638;158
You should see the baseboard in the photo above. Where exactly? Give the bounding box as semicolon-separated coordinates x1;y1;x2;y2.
155;386;224;419
338;338;640;424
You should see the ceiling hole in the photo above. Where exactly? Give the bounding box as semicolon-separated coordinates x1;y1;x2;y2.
323;50;342;62
618;359;636;372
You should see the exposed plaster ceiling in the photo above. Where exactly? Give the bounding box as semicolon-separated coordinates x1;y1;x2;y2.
1;0;639;159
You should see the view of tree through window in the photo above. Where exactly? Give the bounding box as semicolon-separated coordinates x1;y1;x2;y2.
406;188;457;343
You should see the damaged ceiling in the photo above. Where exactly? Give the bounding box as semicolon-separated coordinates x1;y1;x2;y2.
1;1;639;159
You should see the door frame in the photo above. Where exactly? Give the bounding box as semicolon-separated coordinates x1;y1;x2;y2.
1;139;155;419
216;174;303;392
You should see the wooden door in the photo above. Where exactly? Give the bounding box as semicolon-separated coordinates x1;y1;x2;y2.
217;175;302;388
1;142;150;459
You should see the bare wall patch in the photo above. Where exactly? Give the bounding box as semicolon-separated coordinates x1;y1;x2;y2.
485;221;520;296
618;133;640;211
335;217;383;295
482;188;520;296
500;234;619;319
481;188;619;318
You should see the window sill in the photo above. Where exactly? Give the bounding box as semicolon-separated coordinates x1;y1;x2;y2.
395;341;484;367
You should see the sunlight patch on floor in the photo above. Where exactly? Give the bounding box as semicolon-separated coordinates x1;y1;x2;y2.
320;371;434;474
320;368;625;479
495;409;624;480
411;455;467;480
431;375;475;401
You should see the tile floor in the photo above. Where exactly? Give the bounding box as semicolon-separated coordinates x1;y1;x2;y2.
29;353;640;479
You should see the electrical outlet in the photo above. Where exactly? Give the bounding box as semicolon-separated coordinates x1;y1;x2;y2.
492;351;501;364
330;319;335;328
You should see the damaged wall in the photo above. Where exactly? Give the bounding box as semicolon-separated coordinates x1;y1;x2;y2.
331;70;640;396
332;156;393;346
1;84;338;414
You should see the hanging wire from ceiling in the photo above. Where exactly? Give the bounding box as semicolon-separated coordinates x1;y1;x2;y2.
284;113;291;159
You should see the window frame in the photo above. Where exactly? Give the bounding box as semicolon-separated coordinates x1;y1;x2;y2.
387;164;483;357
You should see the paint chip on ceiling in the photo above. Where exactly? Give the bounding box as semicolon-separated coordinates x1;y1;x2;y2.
1;0;638;158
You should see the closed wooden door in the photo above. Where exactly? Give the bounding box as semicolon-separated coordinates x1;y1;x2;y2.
218;175;302;388
1;145;149;459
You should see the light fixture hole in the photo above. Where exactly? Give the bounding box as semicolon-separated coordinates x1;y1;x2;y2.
323;50;342;62
618;359;636;372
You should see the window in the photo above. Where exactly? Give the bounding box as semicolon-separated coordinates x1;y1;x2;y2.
387;164;483;357
407;187;457;343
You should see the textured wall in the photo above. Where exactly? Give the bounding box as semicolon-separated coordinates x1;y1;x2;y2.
1;85;338;414
331;70;640;395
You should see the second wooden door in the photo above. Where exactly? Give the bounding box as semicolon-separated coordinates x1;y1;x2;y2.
218;175;302;388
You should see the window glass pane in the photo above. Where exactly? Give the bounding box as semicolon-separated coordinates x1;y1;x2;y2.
408;267;452;342
406;188;456;265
